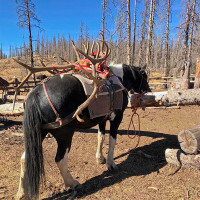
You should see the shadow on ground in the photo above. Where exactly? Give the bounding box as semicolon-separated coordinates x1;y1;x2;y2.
43;129;179;200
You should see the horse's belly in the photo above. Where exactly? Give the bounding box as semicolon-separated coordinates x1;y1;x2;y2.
76;115;106;129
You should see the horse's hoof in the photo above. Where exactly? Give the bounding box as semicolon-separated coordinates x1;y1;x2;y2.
15;193;25;200
96;157;106;164
107;163;118;171
70;180;81;190
74;182;82;190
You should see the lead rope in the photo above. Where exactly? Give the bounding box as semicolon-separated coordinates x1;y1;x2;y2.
127;92;145;150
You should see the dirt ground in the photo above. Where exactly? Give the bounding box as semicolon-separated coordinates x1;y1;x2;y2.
1;105;200;200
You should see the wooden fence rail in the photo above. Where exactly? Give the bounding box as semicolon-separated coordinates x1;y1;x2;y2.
0;75;197;96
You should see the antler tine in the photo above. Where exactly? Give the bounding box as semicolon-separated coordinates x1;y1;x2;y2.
103;41;111;58
71;41;81;61
73;82;98;121
40;59;46;68
72;63;101;122
91;40;95;54
13;58;75;73
96;42;100;59
83;41;89;55
71;41;106;65
59;56;70;63
40;60;55;75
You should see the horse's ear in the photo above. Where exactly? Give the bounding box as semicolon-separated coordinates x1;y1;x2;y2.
141;64;147;71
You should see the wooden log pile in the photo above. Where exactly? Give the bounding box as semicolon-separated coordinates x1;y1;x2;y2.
165;125;200;170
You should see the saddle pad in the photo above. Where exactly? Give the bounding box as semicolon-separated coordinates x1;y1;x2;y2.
73;74;124;119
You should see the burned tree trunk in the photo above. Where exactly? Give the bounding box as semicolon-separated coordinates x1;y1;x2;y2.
179;61;191;89
194;57;200;89
163;0;170;77
146;0;155;71
126;0;131;65
165;149;200;170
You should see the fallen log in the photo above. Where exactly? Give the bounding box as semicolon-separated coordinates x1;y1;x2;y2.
129;91;167;107
178;125;200;154
3;95;26;102
165;148;200;170
129;89;200;107
161;89;200;106
0;103;24;116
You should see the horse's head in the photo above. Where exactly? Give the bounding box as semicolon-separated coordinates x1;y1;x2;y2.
131;65;151;93
108;63;151;93
122;64;151;93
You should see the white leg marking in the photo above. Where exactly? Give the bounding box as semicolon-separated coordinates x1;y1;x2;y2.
107;136;117;170
57;148;80;189
110;112;116;121
96;130;106;164
16;152;26;200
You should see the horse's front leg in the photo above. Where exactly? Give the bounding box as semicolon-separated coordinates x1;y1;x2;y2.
96;121;106;164
107;112;123;170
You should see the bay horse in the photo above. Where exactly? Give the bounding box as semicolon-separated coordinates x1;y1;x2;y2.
0;77;9;103
16;63;151;199
0;77;9;88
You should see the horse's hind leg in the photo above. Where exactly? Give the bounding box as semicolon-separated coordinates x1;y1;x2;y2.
53;127;80;190
107;112;123;170
96;121;106;164
16;152;30;200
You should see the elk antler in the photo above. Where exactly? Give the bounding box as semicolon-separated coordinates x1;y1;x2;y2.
72;63;103;122
70;40;111;122
71;40;110;66
83;41;89;55
12;39;111;124
12;58;75;110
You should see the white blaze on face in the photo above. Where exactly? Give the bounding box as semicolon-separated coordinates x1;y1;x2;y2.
109;64;124;80
60;74;66;79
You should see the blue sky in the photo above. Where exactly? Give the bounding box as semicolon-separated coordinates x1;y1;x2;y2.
0;0;182;56
0;0;104;55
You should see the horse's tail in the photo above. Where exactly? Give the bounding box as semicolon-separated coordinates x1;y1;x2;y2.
23;92;45;199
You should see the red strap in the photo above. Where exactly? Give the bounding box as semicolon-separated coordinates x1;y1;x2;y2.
42;81;63;126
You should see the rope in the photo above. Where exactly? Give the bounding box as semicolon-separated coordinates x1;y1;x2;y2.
127;92;145;151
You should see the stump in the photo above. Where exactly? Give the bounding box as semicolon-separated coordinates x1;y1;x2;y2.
178;125;200;154
165;149;200;170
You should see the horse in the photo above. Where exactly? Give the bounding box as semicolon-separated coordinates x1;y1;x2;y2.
16;63;151;199
0;77;9;88
0;77;9;103
36;74;48;81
